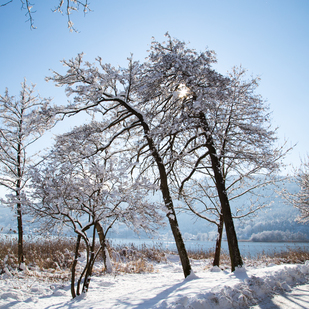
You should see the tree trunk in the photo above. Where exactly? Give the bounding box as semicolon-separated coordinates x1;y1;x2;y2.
71;234;81;298
16;129;24;268
213;214;223;267
116;98;191;278
199;111;243;271
16;201;24;268
82;226;96;294
95;222;113;273
146;134;192;277
95;222;106;260
77;242;88;296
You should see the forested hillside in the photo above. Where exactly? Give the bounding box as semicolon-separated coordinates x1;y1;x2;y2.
1;180;307;242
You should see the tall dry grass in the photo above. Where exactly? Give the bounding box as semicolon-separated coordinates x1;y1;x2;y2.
0;235;78;271
0;236;167;275
251;246;309;265
1;235;309;276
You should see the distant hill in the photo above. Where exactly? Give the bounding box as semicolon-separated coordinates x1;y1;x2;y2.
175;179;309;242
1;179;308;242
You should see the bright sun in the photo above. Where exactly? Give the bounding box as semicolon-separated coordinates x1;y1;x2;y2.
178;84;190;98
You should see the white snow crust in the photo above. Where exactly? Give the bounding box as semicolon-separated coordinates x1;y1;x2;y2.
1;255;309;308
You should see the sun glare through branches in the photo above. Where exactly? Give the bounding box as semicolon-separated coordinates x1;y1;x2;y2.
178;84;190;98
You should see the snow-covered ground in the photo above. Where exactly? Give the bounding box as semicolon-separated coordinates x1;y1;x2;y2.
1;254;309;308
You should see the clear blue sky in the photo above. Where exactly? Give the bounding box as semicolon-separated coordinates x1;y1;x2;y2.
0;0;308;173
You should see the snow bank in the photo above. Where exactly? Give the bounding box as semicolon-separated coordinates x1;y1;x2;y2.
1;257;309;308
152;262;309;308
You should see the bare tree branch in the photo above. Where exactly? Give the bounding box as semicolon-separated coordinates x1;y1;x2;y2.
0;0;91;31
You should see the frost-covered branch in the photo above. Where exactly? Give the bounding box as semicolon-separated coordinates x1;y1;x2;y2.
282;156;309;223
0;0;91;31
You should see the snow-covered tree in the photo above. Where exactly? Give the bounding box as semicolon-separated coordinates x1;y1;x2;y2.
135;34;289;270
136;34;243;270
283;156;309;223
46;53;192;277
45;33;288;272
171;66;290;266
0;80;54;267
30;133;164;297
0;0;90;31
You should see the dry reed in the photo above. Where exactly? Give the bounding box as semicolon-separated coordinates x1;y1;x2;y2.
1;235;309;276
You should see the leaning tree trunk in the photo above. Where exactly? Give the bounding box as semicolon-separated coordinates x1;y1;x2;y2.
117;98;192;278
213;213;224;267
147;133;192;277
199;111;243;271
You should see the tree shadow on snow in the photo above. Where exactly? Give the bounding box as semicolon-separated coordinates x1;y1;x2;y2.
253;284;309;309
131;279;189;309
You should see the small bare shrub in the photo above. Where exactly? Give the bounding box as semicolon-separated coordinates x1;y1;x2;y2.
106;243;166;274
138;244;167;263
113;258;154;274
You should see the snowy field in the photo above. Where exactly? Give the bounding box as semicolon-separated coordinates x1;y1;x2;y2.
1;254;309;309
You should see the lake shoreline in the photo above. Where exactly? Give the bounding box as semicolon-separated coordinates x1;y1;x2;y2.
238;239;309;243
